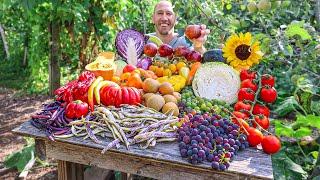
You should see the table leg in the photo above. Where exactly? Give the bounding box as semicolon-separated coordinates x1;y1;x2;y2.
58;160;84;180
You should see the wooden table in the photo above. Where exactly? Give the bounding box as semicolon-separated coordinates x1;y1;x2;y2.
13;120;273;180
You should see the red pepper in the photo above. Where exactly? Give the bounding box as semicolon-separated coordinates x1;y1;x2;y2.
65;100;89;119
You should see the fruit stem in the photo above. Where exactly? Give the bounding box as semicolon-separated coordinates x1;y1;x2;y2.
225;109;249;135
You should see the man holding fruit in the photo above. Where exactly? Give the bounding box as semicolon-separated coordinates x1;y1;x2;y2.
150;0;210;55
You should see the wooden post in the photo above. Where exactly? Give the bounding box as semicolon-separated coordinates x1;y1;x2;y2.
35;139;46;161
48;20;61;96
58;160;84;180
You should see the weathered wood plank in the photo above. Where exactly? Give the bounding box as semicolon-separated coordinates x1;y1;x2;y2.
13;121;273;179
58;160;84;180
35;139;46;161
46;140;264;180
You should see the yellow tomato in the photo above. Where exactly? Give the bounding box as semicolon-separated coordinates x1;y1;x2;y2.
176;61;187;71
163;68;172;77
149;65;157;72
169;64;177;73
179;67;190;79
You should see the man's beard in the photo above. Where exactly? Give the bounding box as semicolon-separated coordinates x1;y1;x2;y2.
159;30;169;35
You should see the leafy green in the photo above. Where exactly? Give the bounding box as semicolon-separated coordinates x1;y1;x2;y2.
275;96;306;117
296;115;320;129
274;120;294;137
4;144;35;172
285;21;312;40
272;149;308;180
293;127;312;138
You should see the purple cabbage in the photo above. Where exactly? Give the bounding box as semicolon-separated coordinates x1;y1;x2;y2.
115;29;145;61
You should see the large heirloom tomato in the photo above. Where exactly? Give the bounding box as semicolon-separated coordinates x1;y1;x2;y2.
100;85;141;107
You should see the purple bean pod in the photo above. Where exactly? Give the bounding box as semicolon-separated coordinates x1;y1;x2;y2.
101;139;120;154
85;113;102;144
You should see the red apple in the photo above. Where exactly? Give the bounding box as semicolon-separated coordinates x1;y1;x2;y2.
185;25;201;40
186;50;202;62
174;46;190;58
158;44;173;57
143;43;158;57
123;64;137;73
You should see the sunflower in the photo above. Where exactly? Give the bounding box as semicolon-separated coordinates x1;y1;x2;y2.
222;32;263;71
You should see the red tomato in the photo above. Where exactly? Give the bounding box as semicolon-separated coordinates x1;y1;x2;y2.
253;115;270;130
252;104;270;117
261;74;275;87
262;135;281;154
234;101;252;113
233;111;249;119
123;64;137;73
238;88;255;101
260;86;277;103
231;116;250;132
241;79;258;92
240;69;256;81
65;100;89;119
247;127;264;147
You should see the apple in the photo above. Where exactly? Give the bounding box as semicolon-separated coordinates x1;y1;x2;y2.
186;50;202;62
143;43;158;57
174;46;190;58
158;44;173;57
123;64;137;73
185;25;201;40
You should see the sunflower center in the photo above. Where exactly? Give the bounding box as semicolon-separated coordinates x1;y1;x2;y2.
235;44;251;60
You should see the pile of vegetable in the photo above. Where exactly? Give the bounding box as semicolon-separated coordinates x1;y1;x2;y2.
56;105;178;153
29;29;283;172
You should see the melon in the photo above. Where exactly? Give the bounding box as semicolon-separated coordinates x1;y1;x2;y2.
85;56;116;80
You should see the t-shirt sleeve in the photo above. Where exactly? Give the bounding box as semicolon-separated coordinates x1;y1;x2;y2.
170;36;192;49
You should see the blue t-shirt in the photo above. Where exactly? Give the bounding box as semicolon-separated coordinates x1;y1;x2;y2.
148;33;192;49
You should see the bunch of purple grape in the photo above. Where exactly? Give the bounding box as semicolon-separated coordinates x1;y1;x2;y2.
177;113;249;171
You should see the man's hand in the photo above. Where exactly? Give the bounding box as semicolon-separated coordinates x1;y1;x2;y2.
190;24;210;54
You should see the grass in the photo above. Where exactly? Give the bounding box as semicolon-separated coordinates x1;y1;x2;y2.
0;60;30;90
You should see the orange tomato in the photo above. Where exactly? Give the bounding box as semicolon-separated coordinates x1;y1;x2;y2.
155;67;164;77
120;72;131;81
127;73;143;89
111;76;121;84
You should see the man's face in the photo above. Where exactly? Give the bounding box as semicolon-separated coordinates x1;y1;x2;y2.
152;1;176;35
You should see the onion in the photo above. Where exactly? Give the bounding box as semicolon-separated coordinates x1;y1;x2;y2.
137;57;152;70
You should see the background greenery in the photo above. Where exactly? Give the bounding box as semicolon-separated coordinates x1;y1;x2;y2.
1;0;319;179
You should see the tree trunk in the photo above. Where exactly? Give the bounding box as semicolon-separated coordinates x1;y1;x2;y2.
315;0;320;30
79;17;92;69
0;24;10;60
48;20;61;96
22;32;29;67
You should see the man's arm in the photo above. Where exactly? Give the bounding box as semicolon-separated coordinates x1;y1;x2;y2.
190;24;210;55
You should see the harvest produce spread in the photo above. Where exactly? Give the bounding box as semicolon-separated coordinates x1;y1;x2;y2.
31;26;281;171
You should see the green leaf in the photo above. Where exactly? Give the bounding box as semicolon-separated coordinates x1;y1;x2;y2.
309;151;318;159
274;120;294;137
272;149;308;180
275;96;303;117
296;114;320;129
311;101;320;116
293;127;312;138
285;21;311;40
4;144;35;172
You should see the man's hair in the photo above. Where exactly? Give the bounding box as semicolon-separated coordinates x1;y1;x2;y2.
153;0;175;14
